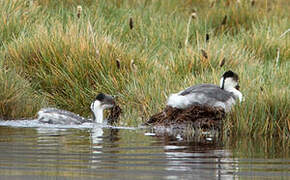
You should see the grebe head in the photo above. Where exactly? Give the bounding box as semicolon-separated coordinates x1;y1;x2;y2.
90;93;115;123
220;70;239;90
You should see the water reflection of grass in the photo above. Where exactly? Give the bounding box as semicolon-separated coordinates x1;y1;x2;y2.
228;135;289;159
0;0;289;137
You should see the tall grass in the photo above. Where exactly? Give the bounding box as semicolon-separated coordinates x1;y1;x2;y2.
0;0;289;137
0;69;46;119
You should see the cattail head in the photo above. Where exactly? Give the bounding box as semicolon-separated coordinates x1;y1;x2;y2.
220;58;225;67
210;0;216;8
225;0;230;6
221;15;227;25
77;5;82;18
178;41;182;49
191;11;197;19
129;17;134;29
201;49;208;59
250;0;255;6
206;33;210;43
130;59;137;72
116;59;121;69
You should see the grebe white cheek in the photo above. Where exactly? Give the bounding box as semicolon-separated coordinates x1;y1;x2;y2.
220;70;243;102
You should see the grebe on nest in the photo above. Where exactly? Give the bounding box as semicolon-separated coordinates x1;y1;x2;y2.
167;70;242;112
38;93;121;125
146;70;242;128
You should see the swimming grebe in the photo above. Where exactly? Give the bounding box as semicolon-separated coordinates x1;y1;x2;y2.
167;70;242;112
38;93;115;125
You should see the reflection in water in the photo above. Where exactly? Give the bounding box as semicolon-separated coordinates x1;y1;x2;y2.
149;132;289;179
90;127;103;169
163;145;239;180
89;127;120;170
90;126;104;146
149;134;238;179
0;125;289;179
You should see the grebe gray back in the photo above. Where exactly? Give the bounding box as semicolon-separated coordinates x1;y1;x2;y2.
38;93;115;125
167;70;242;112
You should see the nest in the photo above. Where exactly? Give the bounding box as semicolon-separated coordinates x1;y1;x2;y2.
145;105;225;130
107;105;122;125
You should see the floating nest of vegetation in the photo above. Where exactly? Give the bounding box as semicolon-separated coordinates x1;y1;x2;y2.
145;105;226;131
107;104;122;125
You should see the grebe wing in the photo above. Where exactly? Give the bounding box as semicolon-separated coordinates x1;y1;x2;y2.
179;84;219;96
179;84;235;102
38;108;90;125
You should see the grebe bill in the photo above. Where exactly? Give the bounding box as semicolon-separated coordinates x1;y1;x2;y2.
167;71;243;112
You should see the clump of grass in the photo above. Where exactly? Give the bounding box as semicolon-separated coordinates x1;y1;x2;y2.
0;0;41;47
3;19;149;119
34;0;94;8
239;19;290;64
224;68;289;138
0;69;46;119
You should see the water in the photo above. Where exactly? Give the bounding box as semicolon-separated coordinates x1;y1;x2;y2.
0;120;289;180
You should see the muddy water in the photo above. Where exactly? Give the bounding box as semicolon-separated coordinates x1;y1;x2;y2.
0;122;289;180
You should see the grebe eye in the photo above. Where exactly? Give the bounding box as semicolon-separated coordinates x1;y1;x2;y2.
235;85;240;90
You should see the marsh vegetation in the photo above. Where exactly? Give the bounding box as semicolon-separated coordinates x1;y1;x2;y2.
0;0;289;137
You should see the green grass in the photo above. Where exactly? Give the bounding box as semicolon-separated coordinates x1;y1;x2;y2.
0;0;289;137
0;69;46;119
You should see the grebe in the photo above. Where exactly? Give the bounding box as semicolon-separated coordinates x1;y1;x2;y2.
38;93;115;125
167;70;242;112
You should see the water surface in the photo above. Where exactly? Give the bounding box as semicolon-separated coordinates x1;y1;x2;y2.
0;120;289;180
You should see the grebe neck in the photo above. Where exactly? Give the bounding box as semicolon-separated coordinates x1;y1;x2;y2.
93;108;104;124
91;101;104;124
224;87;243;102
